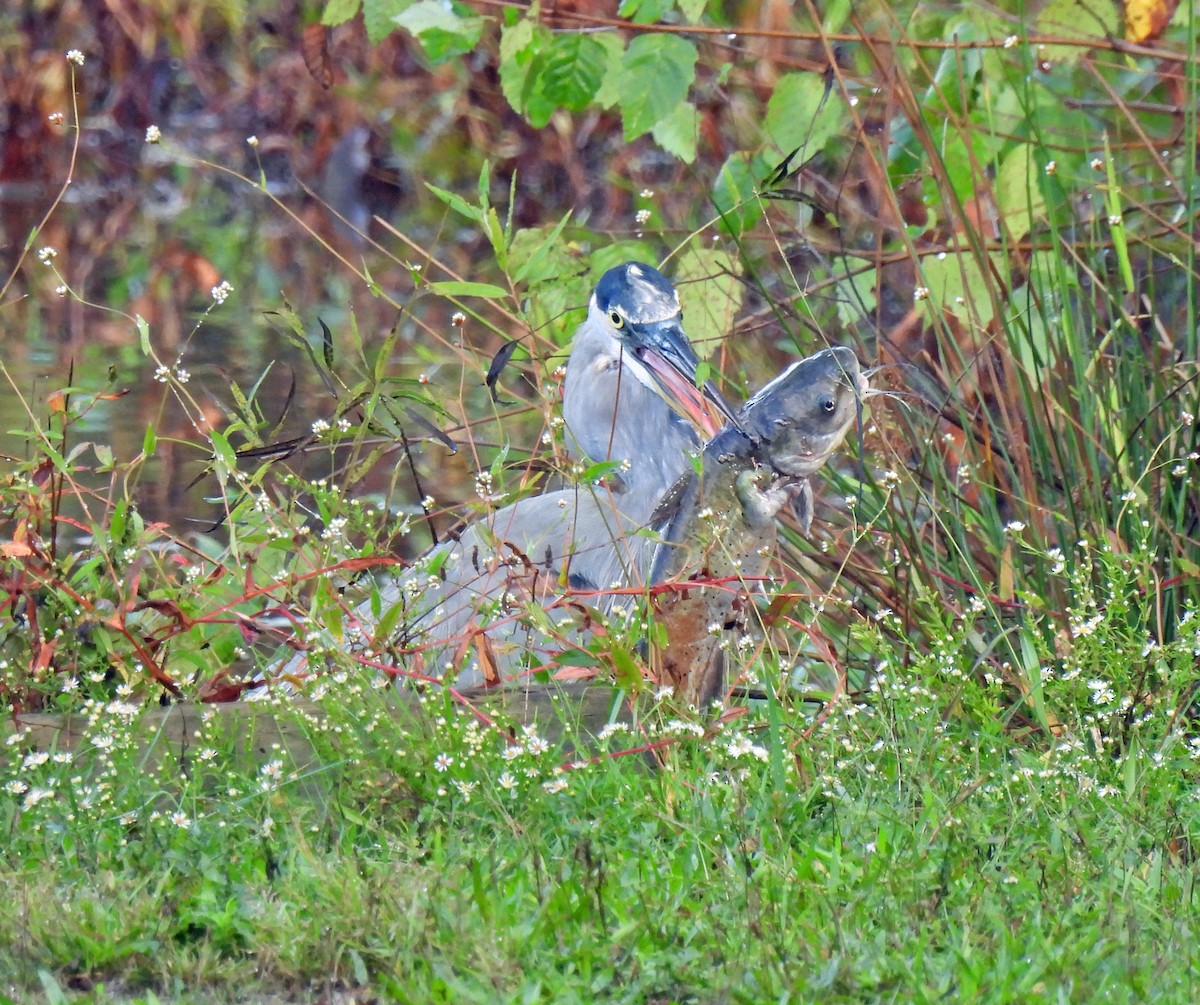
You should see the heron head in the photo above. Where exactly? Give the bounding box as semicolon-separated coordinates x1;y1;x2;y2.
589;262;739;438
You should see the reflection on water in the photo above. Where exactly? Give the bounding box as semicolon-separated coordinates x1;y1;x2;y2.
0;34;502;542
0;6;762;554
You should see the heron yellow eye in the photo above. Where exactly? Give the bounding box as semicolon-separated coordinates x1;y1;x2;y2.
608;310;624;328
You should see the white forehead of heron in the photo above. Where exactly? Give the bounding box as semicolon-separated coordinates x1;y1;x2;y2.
590;263;681;325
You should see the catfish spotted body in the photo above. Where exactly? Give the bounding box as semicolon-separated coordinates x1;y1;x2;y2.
649;347;866;705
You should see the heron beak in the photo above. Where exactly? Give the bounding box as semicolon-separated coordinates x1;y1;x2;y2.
627;316;740;439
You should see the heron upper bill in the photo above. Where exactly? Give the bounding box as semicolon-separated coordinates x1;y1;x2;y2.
627;316;739;439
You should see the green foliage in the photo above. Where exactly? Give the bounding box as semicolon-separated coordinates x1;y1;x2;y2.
672;245;743;358
616;34;698;140
650;100;702;163
6;0;1200;998
393;1;483;64
711;151;765;235
539;34;609;113
763;72;842;157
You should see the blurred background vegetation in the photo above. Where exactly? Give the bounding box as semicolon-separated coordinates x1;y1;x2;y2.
0;0;1196;713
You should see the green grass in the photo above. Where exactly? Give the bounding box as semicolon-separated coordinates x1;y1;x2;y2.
2;1;1200;1002
4;568;1200;1003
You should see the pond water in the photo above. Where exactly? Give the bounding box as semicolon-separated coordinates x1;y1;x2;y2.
0;10;786;554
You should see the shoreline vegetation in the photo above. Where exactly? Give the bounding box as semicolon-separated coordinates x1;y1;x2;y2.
2;0;1198;1001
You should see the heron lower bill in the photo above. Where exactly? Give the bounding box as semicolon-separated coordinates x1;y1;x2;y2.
620;314;739;439
630;345;723;439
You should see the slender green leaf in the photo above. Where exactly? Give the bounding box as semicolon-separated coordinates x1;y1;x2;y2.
426;281;510;298
425;183;482;223
136;315;152;356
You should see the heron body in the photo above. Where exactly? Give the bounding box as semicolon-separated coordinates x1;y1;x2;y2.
283;262;734;687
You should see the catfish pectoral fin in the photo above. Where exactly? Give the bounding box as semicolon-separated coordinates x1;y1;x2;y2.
789;480;814;536
734;470;790;529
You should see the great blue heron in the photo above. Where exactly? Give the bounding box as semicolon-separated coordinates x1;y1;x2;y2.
275;262;737;687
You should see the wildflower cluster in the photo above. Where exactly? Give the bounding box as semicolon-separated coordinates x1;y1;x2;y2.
420;711;571;803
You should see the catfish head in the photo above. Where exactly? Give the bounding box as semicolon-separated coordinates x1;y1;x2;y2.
740;346;866;477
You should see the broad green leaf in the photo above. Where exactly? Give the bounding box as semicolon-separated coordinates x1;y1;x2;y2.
363;0;409;41
919;251;1006;328
674;246;742;358
617;35;697;140
609;643;642;690
591;33;627;110
764;73;841;158
711;152;763;235
822;0;852;32
554;648;602;668
426;281;509;298
142;423;157;458
618;0;674;24
499;18;538;110
1005;293;1054;380
678;0;706;23
394;1;483;63
651;101;700;163
418;21;483;64
923;20;983;120
590;240;658;277
510;212;575;285
938;128;1000;205
540;34;608;111
393;1;465;34
995;145;1048;241
835;268;878;329
1036;0;1120;62
322;0;361;26
498;19;556;126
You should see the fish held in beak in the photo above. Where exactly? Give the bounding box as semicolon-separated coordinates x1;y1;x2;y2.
739;346;866;477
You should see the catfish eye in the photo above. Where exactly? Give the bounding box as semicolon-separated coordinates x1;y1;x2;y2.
820;395;837;413
608;310;624;329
